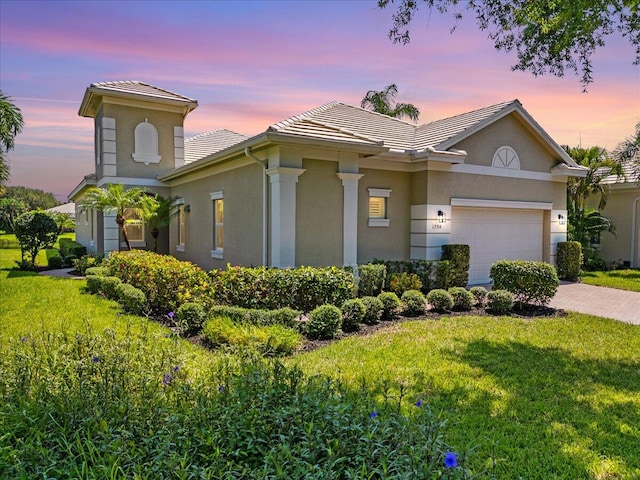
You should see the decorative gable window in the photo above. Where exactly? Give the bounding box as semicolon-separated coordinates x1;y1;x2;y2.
368;188;391;227
132;119;161;165
492;146;520;170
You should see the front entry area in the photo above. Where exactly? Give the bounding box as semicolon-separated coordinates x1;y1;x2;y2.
451;207;544;284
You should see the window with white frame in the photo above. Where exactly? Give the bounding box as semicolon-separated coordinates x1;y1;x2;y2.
368;188;391;227
177;201;186;252
210;191;224;258
124;208;144;243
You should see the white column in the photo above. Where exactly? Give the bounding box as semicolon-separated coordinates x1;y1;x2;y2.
550;209;568;266
337;172;364;267
266;167;306;267
101;117;117;177
103;210;120;255
174;126;185;168
410;204;451;260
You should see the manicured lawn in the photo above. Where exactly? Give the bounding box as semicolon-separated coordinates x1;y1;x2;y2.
291;314;640;478
582;269;640;292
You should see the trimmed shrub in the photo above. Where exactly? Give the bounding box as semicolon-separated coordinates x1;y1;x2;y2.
208;306;301;328
74;254;104;275
357;264;386;297
426;289;453;313
361;296;384;325
490;260;559;308
85;275;102;294
434;260;453;290
583;254;608;272
47;255;64;269
402;289;427;316
341;299;365;332
100;276;122;300
59;239;87;260
176;302;207;335
116;283;148;315
388;272;422;296
469;286;488;307
378;291;401;320
486;289;514;315
210;265;355;312
448;287;473;311
441;244;470;287
203;316;302;356
306;304;343;340
85;266;109;277
557;241;582;281
63;255;78;267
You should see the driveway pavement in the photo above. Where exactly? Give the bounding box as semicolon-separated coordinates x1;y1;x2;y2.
550;282;640;324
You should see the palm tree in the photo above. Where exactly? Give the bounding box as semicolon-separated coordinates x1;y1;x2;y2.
144;195;179;252
360;84;420;122
612;121;640;184
0;91;25;191
80;184;157;251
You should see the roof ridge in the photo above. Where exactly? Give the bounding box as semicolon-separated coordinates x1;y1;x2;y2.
300;118;384;144
91;80;197;103
269;101;341;130
185;129;245;141
418;99;518;129
341;101;418;126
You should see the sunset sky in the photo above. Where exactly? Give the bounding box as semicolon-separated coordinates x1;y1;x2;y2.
1;0;638;202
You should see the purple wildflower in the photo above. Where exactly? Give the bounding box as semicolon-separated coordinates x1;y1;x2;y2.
173;365;179;372
163;373;172;385
21;336;27;343
414;399;423;407
444;452;457;468
168;311;175;319
217;385;224;393
92;355;99;363
369;411;378;419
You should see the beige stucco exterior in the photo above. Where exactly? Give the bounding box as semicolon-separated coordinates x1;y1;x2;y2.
596;186;640;266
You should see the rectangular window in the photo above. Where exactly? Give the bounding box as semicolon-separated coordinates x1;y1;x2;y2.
210;191;224;258
124;208;144;243
369;197;386;219
368;188;391;227
177;204;186;251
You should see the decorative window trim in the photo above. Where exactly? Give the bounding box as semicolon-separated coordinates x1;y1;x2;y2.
132;119;161;165
211;191;224;258
368;188;391;227
368;188;391;198
492;146;520;170
369;218;390;227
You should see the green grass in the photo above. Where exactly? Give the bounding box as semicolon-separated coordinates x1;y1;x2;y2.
582;269;640;292
291;315;640;478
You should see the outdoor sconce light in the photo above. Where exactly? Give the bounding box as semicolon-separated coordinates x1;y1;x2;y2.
437;210;446;223
184;205;191;213
558;214;566;225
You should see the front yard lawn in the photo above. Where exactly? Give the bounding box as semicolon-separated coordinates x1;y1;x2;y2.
581;269;640;292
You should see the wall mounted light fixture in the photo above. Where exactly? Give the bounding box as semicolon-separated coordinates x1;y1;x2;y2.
437;210;446;223
184;205;191;213
558;214;566;225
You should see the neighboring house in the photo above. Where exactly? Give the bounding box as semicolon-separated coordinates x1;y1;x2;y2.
596;162;640;267
46;202;76;219
69;81;587;284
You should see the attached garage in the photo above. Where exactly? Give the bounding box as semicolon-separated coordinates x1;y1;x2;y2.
450;202;549;284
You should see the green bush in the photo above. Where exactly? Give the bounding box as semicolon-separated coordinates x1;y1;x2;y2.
426;289;453;313
100;276;122;300
357;264;387;296
85;266;109;277
305;304;343;340
203;316;302;356
341;298;365;332
557;241;582;280
85;275;102;294
14;211;58;265
402;289;427;316
469;286;488;307
490;260;559;308
373;259;436;291
175;302;207;335
389;272;422;296
361;296;384;325
107;250;210;314
116;283;148;315
208;305;301;328
486;289;514;315
378;291;401;320
59;239;87;259
434;260;453;290
441;244;470;287
583;255;609;272
47;255;64;269
63;255;78;267
74;254;104;275
448;287;473;311
210;265;355;312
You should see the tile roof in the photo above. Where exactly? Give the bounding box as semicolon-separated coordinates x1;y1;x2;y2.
91;81;197;103
601;161;639;185
184;129;248;164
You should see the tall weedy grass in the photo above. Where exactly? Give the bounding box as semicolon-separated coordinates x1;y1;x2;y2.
0;328;474;479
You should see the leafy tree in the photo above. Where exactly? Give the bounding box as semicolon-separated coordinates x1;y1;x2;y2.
0;91;24;191
144;195;179;253
14;211;58;268
80;184;157;251
378;0;640;89
612;121;640;183
0;185;60;210
0;197;28;233
361;84;420;121
49;212;75;234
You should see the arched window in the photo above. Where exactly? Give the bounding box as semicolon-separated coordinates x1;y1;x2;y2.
132;119;161;164
492;146;520;170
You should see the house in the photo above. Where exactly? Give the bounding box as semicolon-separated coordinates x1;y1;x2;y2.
46;202;76;219
596;162;640;267
69;81;587;284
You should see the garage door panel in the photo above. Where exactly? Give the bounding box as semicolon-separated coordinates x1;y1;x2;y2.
451;207;543;285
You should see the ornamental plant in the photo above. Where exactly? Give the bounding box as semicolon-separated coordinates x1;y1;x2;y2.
448;287;473;311
469;286;488;307
389;272;422;296
357;264;387;296
209;305;301;328
486;289;514;315
426;289;453;313
306;304;343;340
490;260;559;308
361;296;384;325
175;302;207;335
341;298;366;332
378;291;401;320
402;289;427;316
13;211;58;268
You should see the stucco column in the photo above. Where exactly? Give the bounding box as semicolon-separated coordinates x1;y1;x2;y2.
337;172;364;266
550;209;568;266
266;167;306;267
103;210;120;256
410;204;451;260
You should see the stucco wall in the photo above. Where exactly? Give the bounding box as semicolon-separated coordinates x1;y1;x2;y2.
596;188;640;265
169;162;263;270
357;168;411;262
296;158;343;266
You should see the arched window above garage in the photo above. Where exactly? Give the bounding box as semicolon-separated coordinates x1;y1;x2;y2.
492;146;520;170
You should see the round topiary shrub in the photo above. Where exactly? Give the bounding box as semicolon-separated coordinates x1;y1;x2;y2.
100;276;122;300
469;286;488;307
47;255;64;269
116;283;148;316
402;289;427;316
378;291;401;320
426;289;453;313
306;304;342;340
341;298;365;332
85;275;102;295
361;296;384;325
448;287;473;311
176;302;207;335
63;255;78;267
486;289;514;315
85;266;109;277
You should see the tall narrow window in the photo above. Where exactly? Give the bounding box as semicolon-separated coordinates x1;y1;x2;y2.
210;191;224;258
177;203;186;252
124;208;144;243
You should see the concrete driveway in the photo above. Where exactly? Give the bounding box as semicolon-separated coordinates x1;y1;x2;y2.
549;282;640;324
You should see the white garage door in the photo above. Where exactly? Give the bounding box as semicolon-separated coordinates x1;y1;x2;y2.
451;207;544;285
